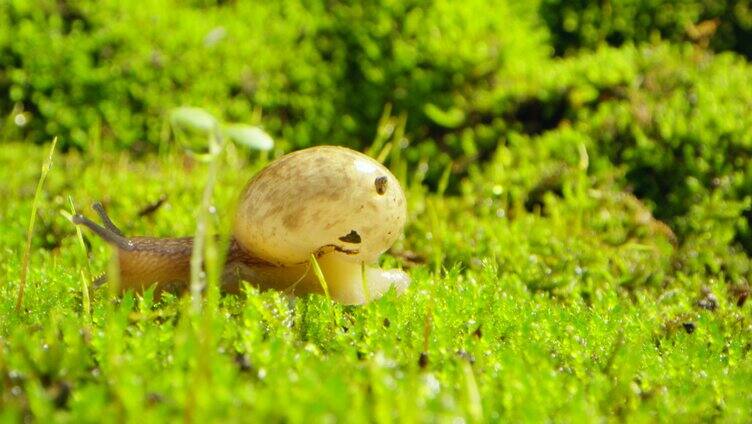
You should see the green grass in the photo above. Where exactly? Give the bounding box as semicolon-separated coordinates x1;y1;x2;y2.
1;138;750;422
15;137;56;312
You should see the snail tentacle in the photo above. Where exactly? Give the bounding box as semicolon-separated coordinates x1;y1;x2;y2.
72;213;135;251
91;202;125;236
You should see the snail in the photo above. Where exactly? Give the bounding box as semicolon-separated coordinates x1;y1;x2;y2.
72;145;409;305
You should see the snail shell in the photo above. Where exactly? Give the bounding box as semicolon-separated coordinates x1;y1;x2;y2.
234;146;406;266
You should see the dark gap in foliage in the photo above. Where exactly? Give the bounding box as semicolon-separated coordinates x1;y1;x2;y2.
539;0;752;59
506;95;569;136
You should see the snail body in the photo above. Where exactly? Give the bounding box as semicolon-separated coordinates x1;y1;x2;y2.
74;146;409;305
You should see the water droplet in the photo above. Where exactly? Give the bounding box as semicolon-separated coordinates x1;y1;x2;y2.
14;114;27;127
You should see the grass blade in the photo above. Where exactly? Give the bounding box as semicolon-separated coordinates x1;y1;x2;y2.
462;361;483;422
361;261;371;304
309;254;330;300
16;137;57;312
66;196;92;324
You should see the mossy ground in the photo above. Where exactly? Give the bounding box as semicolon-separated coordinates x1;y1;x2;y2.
1;138;750;422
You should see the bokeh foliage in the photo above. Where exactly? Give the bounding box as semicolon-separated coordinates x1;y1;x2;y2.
0;0;546;154
2;0;751;257
2;0;751;274
540;0;752;57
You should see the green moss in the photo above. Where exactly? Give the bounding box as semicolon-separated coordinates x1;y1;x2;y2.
0;132;750;420
540;0;752;57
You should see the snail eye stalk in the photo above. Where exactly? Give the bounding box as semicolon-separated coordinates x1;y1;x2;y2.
92;202;125;236
72;202;134;251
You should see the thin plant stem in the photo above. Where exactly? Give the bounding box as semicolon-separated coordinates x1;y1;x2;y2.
361;262;371;304
309;254;330;300
16;137;57;312
190;128;226;313
67;196;92;324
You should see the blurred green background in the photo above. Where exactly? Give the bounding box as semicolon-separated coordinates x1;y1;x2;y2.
2;0;751;263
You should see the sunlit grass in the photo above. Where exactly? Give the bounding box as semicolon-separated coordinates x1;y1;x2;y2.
0;132;749;421
65;196;91;324
15;137;57;312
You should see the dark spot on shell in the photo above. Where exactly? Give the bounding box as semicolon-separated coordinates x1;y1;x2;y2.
339;230;362;244
324;188;342;201
283;212;302;230
262;205;284;221
375;176;388;195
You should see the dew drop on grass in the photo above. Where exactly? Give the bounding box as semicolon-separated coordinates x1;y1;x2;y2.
14;113;27;126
